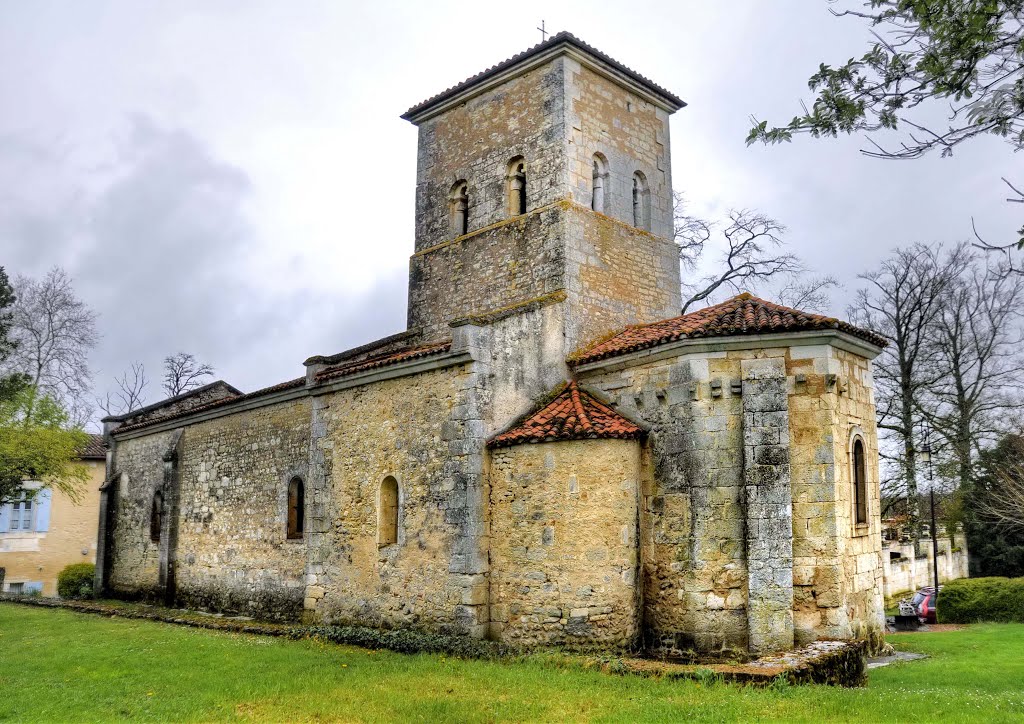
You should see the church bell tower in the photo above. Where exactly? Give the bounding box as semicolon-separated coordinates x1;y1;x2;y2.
402;32;685;352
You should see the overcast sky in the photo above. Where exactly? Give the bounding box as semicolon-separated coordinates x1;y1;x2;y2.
1;1;1017;427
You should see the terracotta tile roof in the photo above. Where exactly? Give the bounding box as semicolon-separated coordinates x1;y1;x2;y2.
489;381;644;448
111;377;306;435
110;342;457;437
402;31;685;122
79;434;106;460
100;380;243;423
316;341;453;382
574;293;888;365
304;329;419;366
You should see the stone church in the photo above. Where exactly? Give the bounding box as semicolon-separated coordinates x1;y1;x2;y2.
97;32;886;656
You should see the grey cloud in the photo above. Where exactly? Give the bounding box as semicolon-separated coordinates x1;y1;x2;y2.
2;115;407;422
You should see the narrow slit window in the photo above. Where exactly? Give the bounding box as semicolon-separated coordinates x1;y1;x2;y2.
378;476;399;548
632;171;650;230
150;491;163;543
287;477;304;540
853;438;867;525
450;181;469;237
508;157;526;216
591;154;608;213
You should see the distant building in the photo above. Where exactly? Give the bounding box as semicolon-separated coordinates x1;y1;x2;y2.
0;435;106;595
97;33;887;656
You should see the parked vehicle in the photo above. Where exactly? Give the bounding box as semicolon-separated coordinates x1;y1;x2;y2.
910;586;941;624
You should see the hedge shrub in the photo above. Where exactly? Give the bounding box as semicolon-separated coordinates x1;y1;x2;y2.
56;563;95;600
939;577;1024;623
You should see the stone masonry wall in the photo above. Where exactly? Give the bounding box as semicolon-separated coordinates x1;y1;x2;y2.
413;60;567;251
785;345;884;649
580;341;884;655
107;430;177;599
488;439;641;649
172;397;311;621
563;204;681;351
787;345;847;644
829;348;885;647
583;353;750;655
307;364;489;634
408;206;566;341
108;399;311;619
741;357;795;654
565;62;674;239
472;301;570;438
882;534;969;600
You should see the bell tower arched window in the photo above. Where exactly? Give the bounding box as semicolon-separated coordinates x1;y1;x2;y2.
632;171;650;230
287;477;304;540
449;181;469;237
591;154;609;213
507;157;526;216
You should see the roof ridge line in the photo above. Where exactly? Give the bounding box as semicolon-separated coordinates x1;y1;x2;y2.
568;380;592;431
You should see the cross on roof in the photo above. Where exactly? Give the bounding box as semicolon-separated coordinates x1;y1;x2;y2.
537;20;547;42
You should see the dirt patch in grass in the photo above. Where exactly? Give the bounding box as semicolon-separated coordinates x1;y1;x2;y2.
910;623;967;633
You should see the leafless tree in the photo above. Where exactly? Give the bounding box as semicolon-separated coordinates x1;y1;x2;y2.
972;177;1024;273
674;197;804;313
97;362;148;418
162;352;214;398
975;463;1024;533
848;243;967;536
6;267;99;423
770;275;840;315
917;256;1024;492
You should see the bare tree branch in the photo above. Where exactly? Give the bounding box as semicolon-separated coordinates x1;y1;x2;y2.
97;362;148;418
770;275;840;314
972;177;1024;271
5;267;99;424
974;463;1024;533
162;352;214;398
847;242;968;538
916;256;1024;491
675;203;803;312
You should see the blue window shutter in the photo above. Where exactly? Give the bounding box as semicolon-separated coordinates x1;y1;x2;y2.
34;490;52;532
25;581;43;594
0;504;10;532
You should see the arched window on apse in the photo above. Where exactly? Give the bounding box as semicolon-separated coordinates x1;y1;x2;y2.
853;438;868;525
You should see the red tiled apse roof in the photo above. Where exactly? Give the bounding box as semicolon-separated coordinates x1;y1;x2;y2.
575;293;887;365
489;381;644;448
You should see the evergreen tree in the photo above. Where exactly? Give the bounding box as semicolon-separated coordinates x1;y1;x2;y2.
966;433;1024;577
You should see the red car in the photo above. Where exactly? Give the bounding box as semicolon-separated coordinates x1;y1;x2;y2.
911;586;940;624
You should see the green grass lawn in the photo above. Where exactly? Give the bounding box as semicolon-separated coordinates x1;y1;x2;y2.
1;604;1022;723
